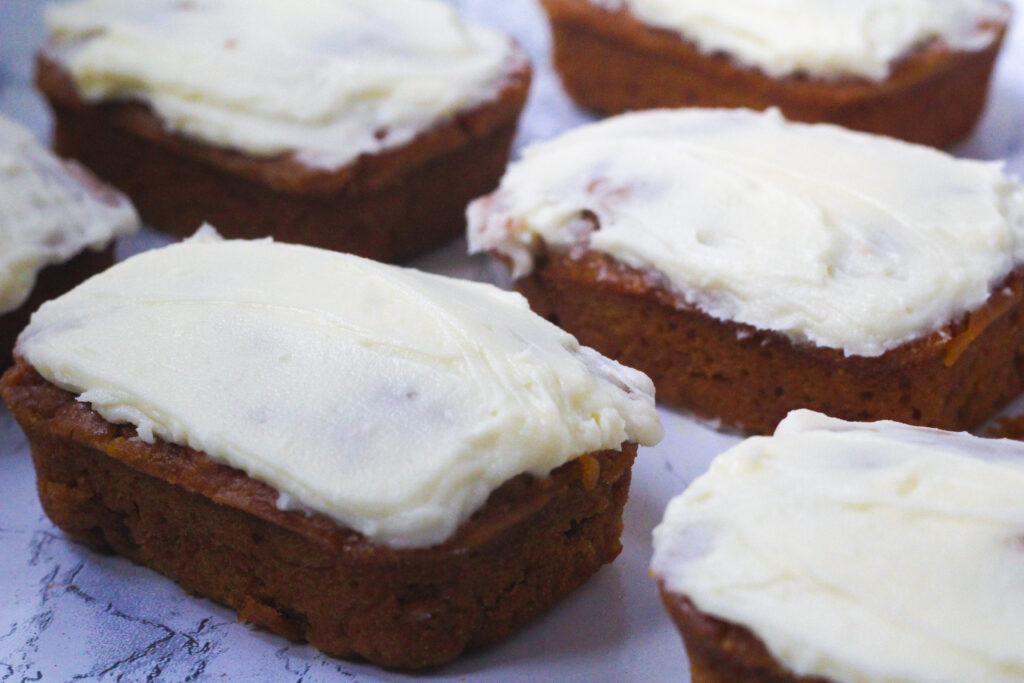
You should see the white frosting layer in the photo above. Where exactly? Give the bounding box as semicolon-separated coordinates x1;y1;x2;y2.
468;108;1024;357
17;230;662;548
651;410;1024;683
45;0;516;169
592;0;1009;80
0;115;137;315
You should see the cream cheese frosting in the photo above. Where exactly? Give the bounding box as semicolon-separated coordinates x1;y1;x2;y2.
16;229;662;548
0;115;137;315
591;0;1009;80
467;108;1024;357
44;0;517;169
651;409;1024;682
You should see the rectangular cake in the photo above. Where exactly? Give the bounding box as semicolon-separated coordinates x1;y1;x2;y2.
2;231;662;668
652;410;1024;681
468;107;1024;433
539;0;1010;146
37;0;531;261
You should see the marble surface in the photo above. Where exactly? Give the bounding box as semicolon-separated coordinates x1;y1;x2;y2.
2;1;1024;681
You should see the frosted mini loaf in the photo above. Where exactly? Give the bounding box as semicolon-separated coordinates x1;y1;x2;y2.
37;0;531;261
4;230;661;665
594;0;1009;80
15;230;662;548
468;107;1024;432
470;108;1024;357
44;0;517;169
652;410;1024;682
538;0;1010;146
0;115;136;315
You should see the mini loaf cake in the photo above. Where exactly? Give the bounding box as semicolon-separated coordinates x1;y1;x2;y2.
651;409;1024;682
36;0;531;261
468;108;1024;434
0;229;662;668
0;114;137;365
540;0;1011;147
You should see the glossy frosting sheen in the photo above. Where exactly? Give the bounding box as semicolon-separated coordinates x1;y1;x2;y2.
0;115;137;315
17;231;662;548
651;410;1024;682
468;108;1024;357
592;0;1009;79
45;0;515;169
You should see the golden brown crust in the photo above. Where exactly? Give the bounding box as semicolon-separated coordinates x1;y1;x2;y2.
0;246;113;368
539;0;1007;147
658;585;831;683
1;360;635;669
513;247;1024;434
35;53;532;261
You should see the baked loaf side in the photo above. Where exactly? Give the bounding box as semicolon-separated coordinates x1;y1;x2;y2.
468;108;1024;432
539;0;1009;146
658;593;829;683
651;410;1024;682
3;233;662;666
38;0;531;260
3;361;637;669
516;250;1024;434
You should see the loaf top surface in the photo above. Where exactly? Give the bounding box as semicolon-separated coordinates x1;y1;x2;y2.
16;229;662;548
651;409;1024;683
468;108;1024;357
587;0;1010;80
43;0;518;170
0;115;137;315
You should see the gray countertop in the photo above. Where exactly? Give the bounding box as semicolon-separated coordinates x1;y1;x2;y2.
2;1;1024;681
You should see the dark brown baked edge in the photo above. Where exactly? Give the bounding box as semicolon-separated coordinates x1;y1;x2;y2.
1;360;636;669
35;53;532;261
512;248;1024;434
658;585;832;683
0;245;114;368
540;0;1008;147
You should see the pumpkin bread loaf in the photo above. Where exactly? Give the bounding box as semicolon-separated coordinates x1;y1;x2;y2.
1;231;662;668
468;108;1024;433
539;0;1010;147
652;410;1024;681
37;0;530;261
0;114;137;364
